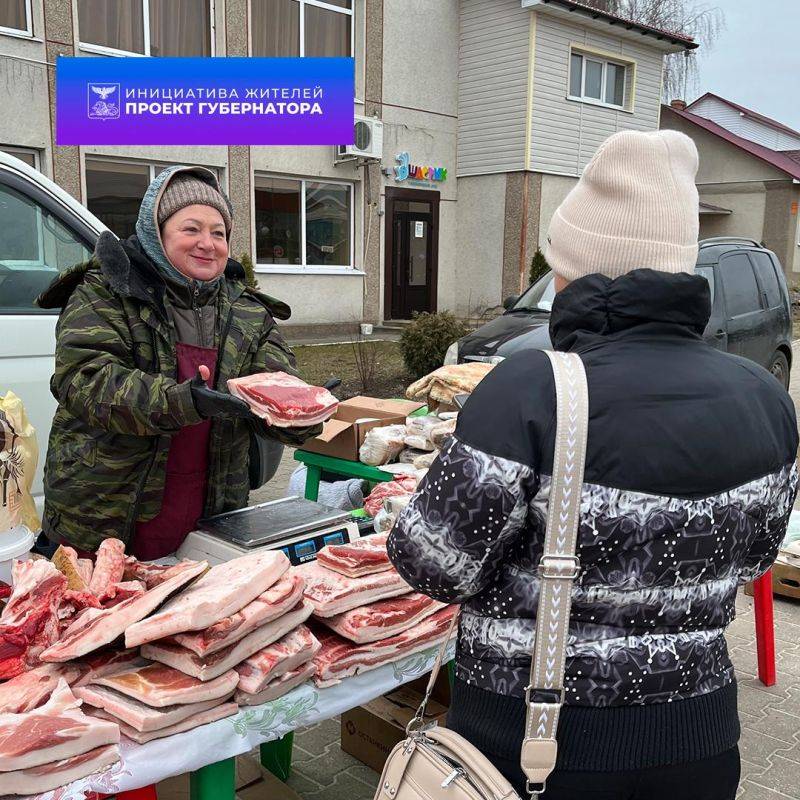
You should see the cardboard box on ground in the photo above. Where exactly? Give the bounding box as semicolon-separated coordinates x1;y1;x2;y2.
340;670;452;774
300;397;424;461
746;561;800;601
156;753;302;800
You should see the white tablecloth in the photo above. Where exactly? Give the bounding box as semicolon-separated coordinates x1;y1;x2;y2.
21;642;454;800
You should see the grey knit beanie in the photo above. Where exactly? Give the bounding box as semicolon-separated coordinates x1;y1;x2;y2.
157;173;233;234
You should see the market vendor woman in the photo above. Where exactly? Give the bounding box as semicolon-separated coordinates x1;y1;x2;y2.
36;166;319;559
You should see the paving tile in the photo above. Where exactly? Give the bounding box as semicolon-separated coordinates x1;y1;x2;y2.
285;769;327;796
299;769;377;800
749;755;800;798
742;708;800;744
738;732;793;769
740;778;799;800
348;763;381;790
293;744;365;786
295;717;342;755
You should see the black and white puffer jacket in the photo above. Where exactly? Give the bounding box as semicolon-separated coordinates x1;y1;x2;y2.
388;269;798;772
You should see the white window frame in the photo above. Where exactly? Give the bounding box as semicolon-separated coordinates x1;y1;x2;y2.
1;145;40;171
0;0;33;38
568;48;631;112
79;0;216;58
249;0;355;58
253;172;357;275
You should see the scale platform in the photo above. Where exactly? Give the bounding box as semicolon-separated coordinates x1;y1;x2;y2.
176;495;361;566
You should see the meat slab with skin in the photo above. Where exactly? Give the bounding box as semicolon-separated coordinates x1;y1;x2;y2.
89;702;239;744
142;600;313;682
0;664;83;714
73;648;148;687
74;684;232;733
316;534;392;578
0;679;119;772
172;572;304;657
296;560;410;617
40;560;208;662
123;558;205;589
0;743;119;795
235;625;320;695
125;550;289;648
318;592;446;644
312;605;456;687
88;539;126;595
227;372;339;427
0;560;67;679
235;662;316;706
94;663;239;707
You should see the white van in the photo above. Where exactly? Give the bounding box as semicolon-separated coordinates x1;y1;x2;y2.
0;152;107;517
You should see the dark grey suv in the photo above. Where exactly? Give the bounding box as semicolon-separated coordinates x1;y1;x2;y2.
450;238;794;388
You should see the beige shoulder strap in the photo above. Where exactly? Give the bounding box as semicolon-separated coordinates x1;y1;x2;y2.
521;350;588;795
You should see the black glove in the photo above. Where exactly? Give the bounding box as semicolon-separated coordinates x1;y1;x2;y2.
189;371;253;420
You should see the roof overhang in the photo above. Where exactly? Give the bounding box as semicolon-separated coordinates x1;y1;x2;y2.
521;0;698;53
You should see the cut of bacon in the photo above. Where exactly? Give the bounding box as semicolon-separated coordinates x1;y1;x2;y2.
235;662;315;706
89;539;126;595
227;372;339;428
312;605;456;687
0;663;83;713
316;534;392;578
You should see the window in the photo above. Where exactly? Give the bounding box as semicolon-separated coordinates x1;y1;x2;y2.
750;252;782;308
78;0;212;56
0;183;92;312
0;0;31;36
696;265;715;304
85;159;220;239
254;175;353;268
1;147;39;170
568;50;629;109
721;254;761;317
251;0;352;58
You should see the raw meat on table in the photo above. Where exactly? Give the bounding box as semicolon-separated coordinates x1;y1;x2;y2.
125;550;289;648
142;600;313;681
89;538;126;595
0;663;83;714
0;679;119;771
0;560;66;679
89;702;238;745
52;545;88;591
73;648;148;687
235;661;316;706
74;684;231;733
0;581;10;601
99;580;146;608
363;475;418;518
297;560;410;617
318;592;446;644
316;533;391;578
0;743;119;796
228;372;339;427
94;663;239;707
235;625;320;694
40;560;207;662
123;558;204;589
312;605;456;687
171;571;304;657
77;558;94;588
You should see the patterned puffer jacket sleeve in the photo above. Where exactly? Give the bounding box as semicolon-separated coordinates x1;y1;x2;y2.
387;435;539;604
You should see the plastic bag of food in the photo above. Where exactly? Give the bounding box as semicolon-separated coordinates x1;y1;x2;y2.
363;475;417;517
398;448;428;464
404;434;436;452
430;418;457;448
373;507;395;534
413;451;438;470
405;415;443;439
0;392;40;534
359;425;407;466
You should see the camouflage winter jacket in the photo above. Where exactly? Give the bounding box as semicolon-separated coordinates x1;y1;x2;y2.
37;232;318;552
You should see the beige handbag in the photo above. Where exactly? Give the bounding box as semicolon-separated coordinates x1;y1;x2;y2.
374;351;589;800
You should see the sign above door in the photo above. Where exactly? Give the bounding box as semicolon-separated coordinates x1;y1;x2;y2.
393;152;447;186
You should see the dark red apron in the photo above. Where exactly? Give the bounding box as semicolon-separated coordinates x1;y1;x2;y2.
130;342;217;560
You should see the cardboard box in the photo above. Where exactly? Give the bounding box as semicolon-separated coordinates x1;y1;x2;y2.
300;396;424;461
341;686;448;774
746;560;800;601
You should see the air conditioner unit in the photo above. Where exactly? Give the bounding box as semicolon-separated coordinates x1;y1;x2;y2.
335;116;383;162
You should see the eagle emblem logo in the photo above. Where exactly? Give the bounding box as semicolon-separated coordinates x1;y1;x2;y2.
87;83;120;120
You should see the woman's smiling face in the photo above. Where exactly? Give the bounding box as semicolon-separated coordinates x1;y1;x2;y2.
161;204;228;281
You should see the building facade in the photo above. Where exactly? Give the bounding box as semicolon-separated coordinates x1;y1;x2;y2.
0;0;693;335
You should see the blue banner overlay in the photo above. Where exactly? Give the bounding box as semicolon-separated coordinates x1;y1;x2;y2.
56;57;354;145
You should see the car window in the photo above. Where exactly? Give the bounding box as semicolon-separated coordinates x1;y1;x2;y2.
720;253;761;317
696;265;714;304
513;271;555;312
750;251;782;308
0;182;92;313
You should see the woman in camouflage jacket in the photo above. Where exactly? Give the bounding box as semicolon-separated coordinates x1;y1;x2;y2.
36;166;318;558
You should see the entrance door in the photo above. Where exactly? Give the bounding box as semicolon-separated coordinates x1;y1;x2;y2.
385;189;439;320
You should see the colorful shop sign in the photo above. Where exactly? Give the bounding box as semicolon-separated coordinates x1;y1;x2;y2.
394;152;447;184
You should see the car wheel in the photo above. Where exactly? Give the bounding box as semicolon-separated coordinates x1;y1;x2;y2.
768;351;790;389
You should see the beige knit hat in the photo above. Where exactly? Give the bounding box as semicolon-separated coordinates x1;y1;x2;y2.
545;130;699;281
157;172;233;234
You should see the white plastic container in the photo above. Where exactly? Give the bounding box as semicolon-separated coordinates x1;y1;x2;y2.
360;323;373;335
0;525;35;585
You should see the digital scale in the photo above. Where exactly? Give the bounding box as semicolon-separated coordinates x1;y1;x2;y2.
176;495;362;566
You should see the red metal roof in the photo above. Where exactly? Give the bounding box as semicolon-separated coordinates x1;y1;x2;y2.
534;0;698;48
663;104;800;181
687;93;800;140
